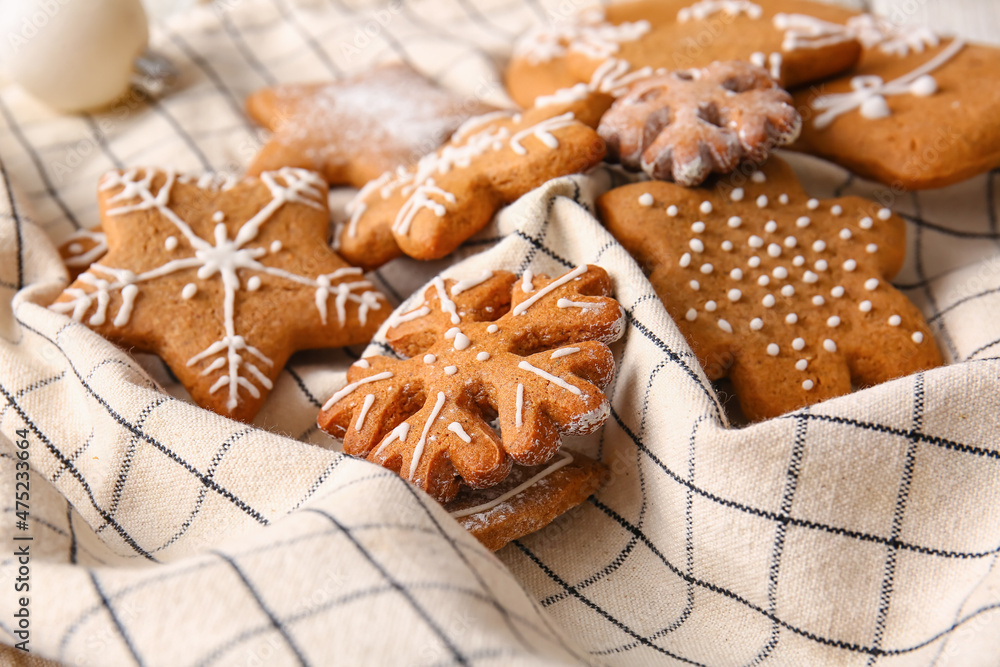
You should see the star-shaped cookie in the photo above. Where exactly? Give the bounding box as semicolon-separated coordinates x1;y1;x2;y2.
598;156;942;421
51;168;388;422
246;64;495;188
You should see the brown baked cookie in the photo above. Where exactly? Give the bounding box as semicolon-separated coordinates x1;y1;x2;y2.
58;227;106;281
50;168;388;422
446;450;607;551
317;265;624;503
336;105;606;270
598;60;801;186
597;156;942;421
790;16;1000;189
506;0;863;108
246;64;495;188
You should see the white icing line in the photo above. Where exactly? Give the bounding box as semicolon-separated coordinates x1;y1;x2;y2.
409;391;447;481
516;383;524;428
512;266;587;316
354;394;375;431
447;422;472;443
551;347;581;359
450;451;574;518
372;422;410;461
519;360;582;395
433;277;461;324
450;270;494;296
322;372;393;412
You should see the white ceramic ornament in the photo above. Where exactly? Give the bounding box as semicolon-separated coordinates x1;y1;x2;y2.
0;0;149;112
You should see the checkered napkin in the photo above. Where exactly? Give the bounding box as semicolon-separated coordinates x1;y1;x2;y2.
0;0;998;665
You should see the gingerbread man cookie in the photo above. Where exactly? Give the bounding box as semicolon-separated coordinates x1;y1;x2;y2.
51;168;388;422
598;157;942;421
506;0;863;108
317;265;624;503
598;60;801;186
789;15;1000;189
246;64;495;188
336;105;606;270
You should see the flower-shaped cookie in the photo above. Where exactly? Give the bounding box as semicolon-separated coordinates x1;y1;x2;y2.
598;61;801;186
317;265;625;503
51;168;388;422
598;156;942;421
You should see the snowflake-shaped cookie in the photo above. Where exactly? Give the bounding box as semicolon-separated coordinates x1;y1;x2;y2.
246;64;494;188
317;265;625;503
51;168;387;422
598;156;942;421
336;105;606;270
598;60;801;186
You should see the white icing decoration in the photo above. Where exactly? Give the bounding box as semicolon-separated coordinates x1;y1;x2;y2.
521;270;534;293
450;450;573;519
767;243;782;258
700;264;714;275
730;268;743;280
779;194;790;205
728;216;742;229
728;289;741;302
445;327;471;351
690;280;700;291
690;239;705;253
865;278;880;291
477;351;491;361
802;380;814;391
552;347;580;359
750;318;763;330
813;296;825;306
164;236;178;251
388;305;431;328
512;11;650;65
752;171;767;184
705;300;717;312
758;276;770;286
781;285;795;297
831;205;843;216
692;221;706;233
722;241;734;252
831;286;846;297
718;319;733;333
878;208;893;221
424;354;436;364
731;188;745;202
792;337;805;350
860;217;874;229
518;360;582;395
889;314;902;326
796;359;808;371
512;266;587;316
757;195;768;208
773;267;788;279
767;343;779;356
213;211;225;223
813;240;826;252
773;13;853;51
487;324;500;333
433;277;461;324
807;199;820;210
247;276;261;291
355;359;371;368
765;221;778;233
182;283;197;300
827;316;841;327
762;295;776;308
786;313;798;324
859;300;872;312
840;229;852;240
409;391;446;480
639;193;654;206
823;339;837;352
678;1;762;22
700;201;713;214
686;308;698;322
451;270;494;296
372;422;410;461
797;217;811;229
557;298;601;311
845;14;940;57
680;253;692;268
510;113;577;155
912;332;924;343
322;371;394;411
667;205;679;217
843;259;857;272
53;168;380;414
811;39;965;130
784;236;797;248
445;366;458;375
867;244;879;254
448;422;472;443
355;394;375;431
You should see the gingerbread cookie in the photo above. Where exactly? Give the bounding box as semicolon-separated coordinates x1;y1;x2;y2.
58;227;106;280
246;64;495;188
446;450;607;551
597;156;942;421
336;105;606;270
789;15;1000;189
506;0;863;108
598;60;801;186
317;265;624;504
51;167;388;422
